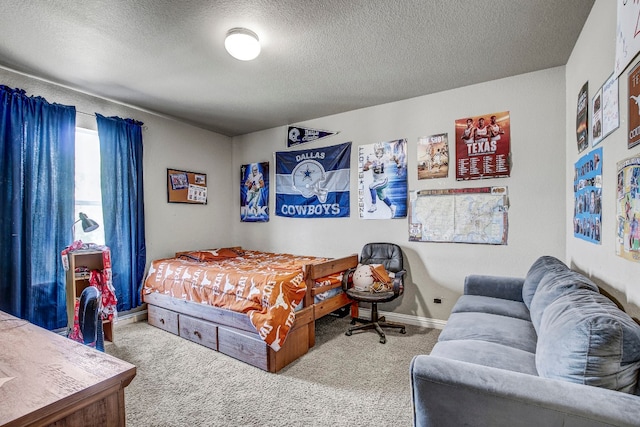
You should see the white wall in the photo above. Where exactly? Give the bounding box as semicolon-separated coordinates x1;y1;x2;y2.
565;0;640;318
0;67;234;266
232;67;567;321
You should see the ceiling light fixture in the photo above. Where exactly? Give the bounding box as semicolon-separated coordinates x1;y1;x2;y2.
224;27;261;61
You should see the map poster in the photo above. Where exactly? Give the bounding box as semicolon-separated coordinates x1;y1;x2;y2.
455;111;511;181
358;139;407;219
616;155;640;262
417;133;449;179
409;186;508;245
241;162;269;222
573;147;602;244
576;82;589;153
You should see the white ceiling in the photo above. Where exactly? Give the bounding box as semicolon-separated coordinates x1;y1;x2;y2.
0;0;595;137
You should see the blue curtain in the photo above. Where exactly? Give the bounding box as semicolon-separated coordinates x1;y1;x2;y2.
0;85;76;329
96;114;146;311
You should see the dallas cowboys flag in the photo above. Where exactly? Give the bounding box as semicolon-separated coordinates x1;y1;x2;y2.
287;125;339;147
275;142;351;218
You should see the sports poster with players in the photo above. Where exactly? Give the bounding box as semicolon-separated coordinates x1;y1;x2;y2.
358;139;407;219
576;82;589;153
417;133;449;179
241;162;269;222
455;111;511;181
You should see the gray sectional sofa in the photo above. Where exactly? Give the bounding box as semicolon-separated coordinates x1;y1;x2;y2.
411;256;640;427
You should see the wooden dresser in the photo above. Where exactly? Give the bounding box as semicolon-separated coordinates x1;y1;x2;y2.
0;311;136;426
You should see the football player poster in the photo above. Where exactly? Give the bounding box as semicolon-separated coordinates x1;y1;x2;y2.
241;162;269;222
358;139;407;219
275;142;351;218
455;111;511;181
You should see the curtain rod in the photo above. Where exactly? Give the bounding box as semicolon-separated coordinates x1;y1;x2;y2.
75;110;148;130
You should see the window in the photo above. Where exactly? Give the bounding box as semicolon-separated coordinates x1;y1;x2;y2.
74;128;105;245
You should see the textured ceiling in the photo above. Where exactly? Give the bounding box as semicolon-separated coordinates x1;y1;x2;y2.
0;0;595;137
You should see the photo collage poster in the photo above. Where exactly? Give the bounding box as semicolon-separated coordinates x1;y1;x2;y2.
455;111;511;181
358;139;407;219
616;155;640;262
573;147;602;244
417;133;449;179
241;162;269;222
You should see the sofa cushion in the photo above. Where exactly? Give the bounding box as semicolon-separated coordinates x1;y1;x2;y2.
522;256;568;309
439;312;537;353
431;339;538;375
452;295;530;321
536;290;640;393
529;269;598;332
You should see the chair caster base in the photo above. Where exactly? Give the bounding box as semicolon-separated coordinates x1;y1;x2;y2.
379;336;386;344
345;330;352;336
400;328;406;334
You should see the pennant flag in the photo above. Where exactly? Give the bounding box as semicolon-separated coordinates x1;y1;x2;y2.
275;142;351;218
287;125;339;147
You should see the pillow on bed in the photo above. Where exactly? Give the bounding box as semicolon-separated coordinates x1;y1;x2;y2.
181;247;242;262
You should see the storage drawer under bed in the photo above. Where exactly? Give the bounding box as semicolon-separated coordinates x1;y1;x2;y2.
179;314;218;350
148;305;179;335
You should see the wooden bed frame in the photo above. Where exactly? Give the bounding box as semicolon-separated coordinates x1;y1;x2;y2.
143;253;358;373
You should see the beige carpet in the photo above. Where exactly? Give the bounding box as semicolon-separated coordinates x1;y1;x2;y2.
107;315;440;427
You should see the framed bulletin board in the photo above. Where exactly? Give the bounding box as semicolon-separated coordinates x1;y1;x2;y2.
167;168;207;204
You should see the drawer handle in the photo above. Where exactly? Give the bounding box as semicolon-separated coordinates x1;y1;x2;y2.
194;331;202;339
160;318;165;324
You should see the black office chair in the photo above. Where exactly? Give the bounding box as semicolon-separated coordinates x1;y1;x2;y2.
78;286;104;351
343;243;406;343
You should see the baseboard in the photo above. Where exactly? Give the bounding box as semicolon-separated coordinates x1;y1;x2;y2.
356;308;447;330
111;308;445;330
114;309;148;327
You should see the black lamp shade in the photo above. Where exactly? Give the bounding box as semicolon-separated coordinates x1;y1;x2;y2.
79;212;99;232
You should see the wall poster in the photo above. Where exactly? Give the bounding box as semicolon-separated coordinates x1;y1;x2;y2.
591;86;603;147
409;186;508;245
628;62;640;149
417;133;449;179
455;111;511;181
601;73;620;141
241;162;269;222
573;147;602;244
615;0;640;77
616;155;640;262
358;139;407;219
167;168;207;204
576;82;589;153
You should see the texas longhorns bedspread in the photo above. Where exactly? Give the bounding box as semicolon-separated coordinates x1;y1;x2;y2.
142;248;330;351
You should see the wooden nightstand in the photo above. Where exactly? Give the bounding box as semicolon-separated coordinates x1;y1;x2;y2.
65;249;114;342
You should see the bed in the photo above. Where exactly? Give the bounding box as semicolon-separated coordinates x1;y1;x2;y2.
142;247;358;372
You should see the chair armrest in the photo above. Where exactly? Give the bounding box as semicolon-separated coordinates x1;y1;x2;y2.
392;269;406;295
464;274;524;302
342;267;356;291
411;355;640;427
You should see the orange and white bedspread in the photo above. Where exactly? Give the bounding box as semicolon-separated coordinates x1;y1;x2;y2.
142;248;330;351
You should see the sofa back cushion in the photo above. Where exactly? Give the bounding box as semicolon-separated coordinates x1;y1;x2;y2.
522;256;568;309
536;290;640;393
529;269;598;331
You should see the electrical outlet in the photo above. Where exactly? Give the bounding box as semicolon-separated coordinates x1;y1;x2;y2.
433;298;442;304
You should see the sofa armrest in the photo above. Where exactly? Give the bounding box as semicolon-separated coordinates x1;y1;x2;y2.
464;274;524;302
410;355;640;427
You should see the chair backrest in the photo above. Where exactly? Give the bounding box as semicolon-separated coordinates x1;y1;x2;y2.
78;286;100;345
360;243;403;273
